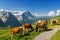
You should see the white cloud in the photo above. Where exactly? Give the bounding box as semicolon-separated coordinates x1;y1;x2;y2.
33;12;47;17
0;9;9;11
33;13;40;17
5;10;11;12
48;11;55;16
56;9;60;15
0;9;4;11
12;11;26;16
11;10;25;13
12;11;22;15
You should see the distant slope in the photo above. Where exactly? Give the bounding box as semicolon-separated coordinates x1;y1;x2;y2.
36;16;52;20
52;15;60;24
47;15;60;28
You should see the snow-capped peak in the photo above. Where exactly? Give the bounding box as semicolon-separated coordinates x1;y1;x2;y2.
12;11;23;16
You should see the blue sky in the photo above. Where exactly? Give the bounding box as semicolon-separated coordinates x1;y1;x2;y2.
0;0;60;16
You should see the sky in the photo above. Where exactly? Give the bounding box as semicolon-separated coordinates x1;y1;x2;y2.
0;0;60;16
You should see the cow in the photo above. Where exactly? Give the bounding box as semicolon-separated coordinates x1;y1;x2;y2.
22;23;33;34
51;19;58;24
10;27;23;40
36;20;48;32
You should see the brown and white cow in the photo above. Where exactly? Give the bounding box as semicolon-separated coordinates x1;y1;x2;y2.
22;23;33;33
36;20;48;32
51;19;58;24
10;27;23;40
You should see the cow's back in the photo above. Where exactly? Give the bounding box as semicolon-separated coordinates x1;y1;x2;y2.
22;23;32;29
36;20;47;27
11;27;20;34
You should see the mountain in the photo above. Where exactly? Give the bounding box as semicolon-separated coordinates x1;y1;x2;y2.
11;11;36;24
5;12;20;27
0;10;20;27
0;18;5;27
0;10;36;27
21;11;35;20
0;10;9;23
12;11;23;21
20;11;36;24
0;9;52;27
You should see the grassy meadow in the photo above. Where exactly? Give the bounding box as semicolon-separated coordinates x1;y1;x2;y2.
0;24;43;40
0;15;60;40
0;21;54;40
47;15;60;28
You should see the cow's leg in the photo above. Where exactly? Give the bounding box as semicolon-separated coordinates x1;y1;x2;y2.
20;29;23;36
26;29;28;33
23;28;28;35
11;33;14;40
38;27;40;32
44;25;48;31
54;22;56;24
31;27;34;31
22;30;24;36
23;28;26;35
36;25;38;32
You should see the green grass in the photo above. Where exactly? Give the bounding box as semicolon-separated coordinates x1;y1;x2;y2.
0;25;43;40
47;15;60;40
51;30;60;40
47;15;60;28
0;15;60;40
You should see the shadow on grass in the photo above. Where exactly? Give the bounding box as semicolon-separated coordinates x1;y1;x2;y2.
43;29;53;31
39;30;44;32
55;23;60;25
29;30;34;32
24;33;30;36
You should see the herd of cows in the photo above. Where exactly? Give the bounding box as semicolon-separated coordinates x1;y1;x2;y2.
10;19;58;40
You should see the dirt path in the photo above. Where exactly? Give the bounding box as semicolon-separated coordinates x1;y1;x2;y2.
33;26;60;40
